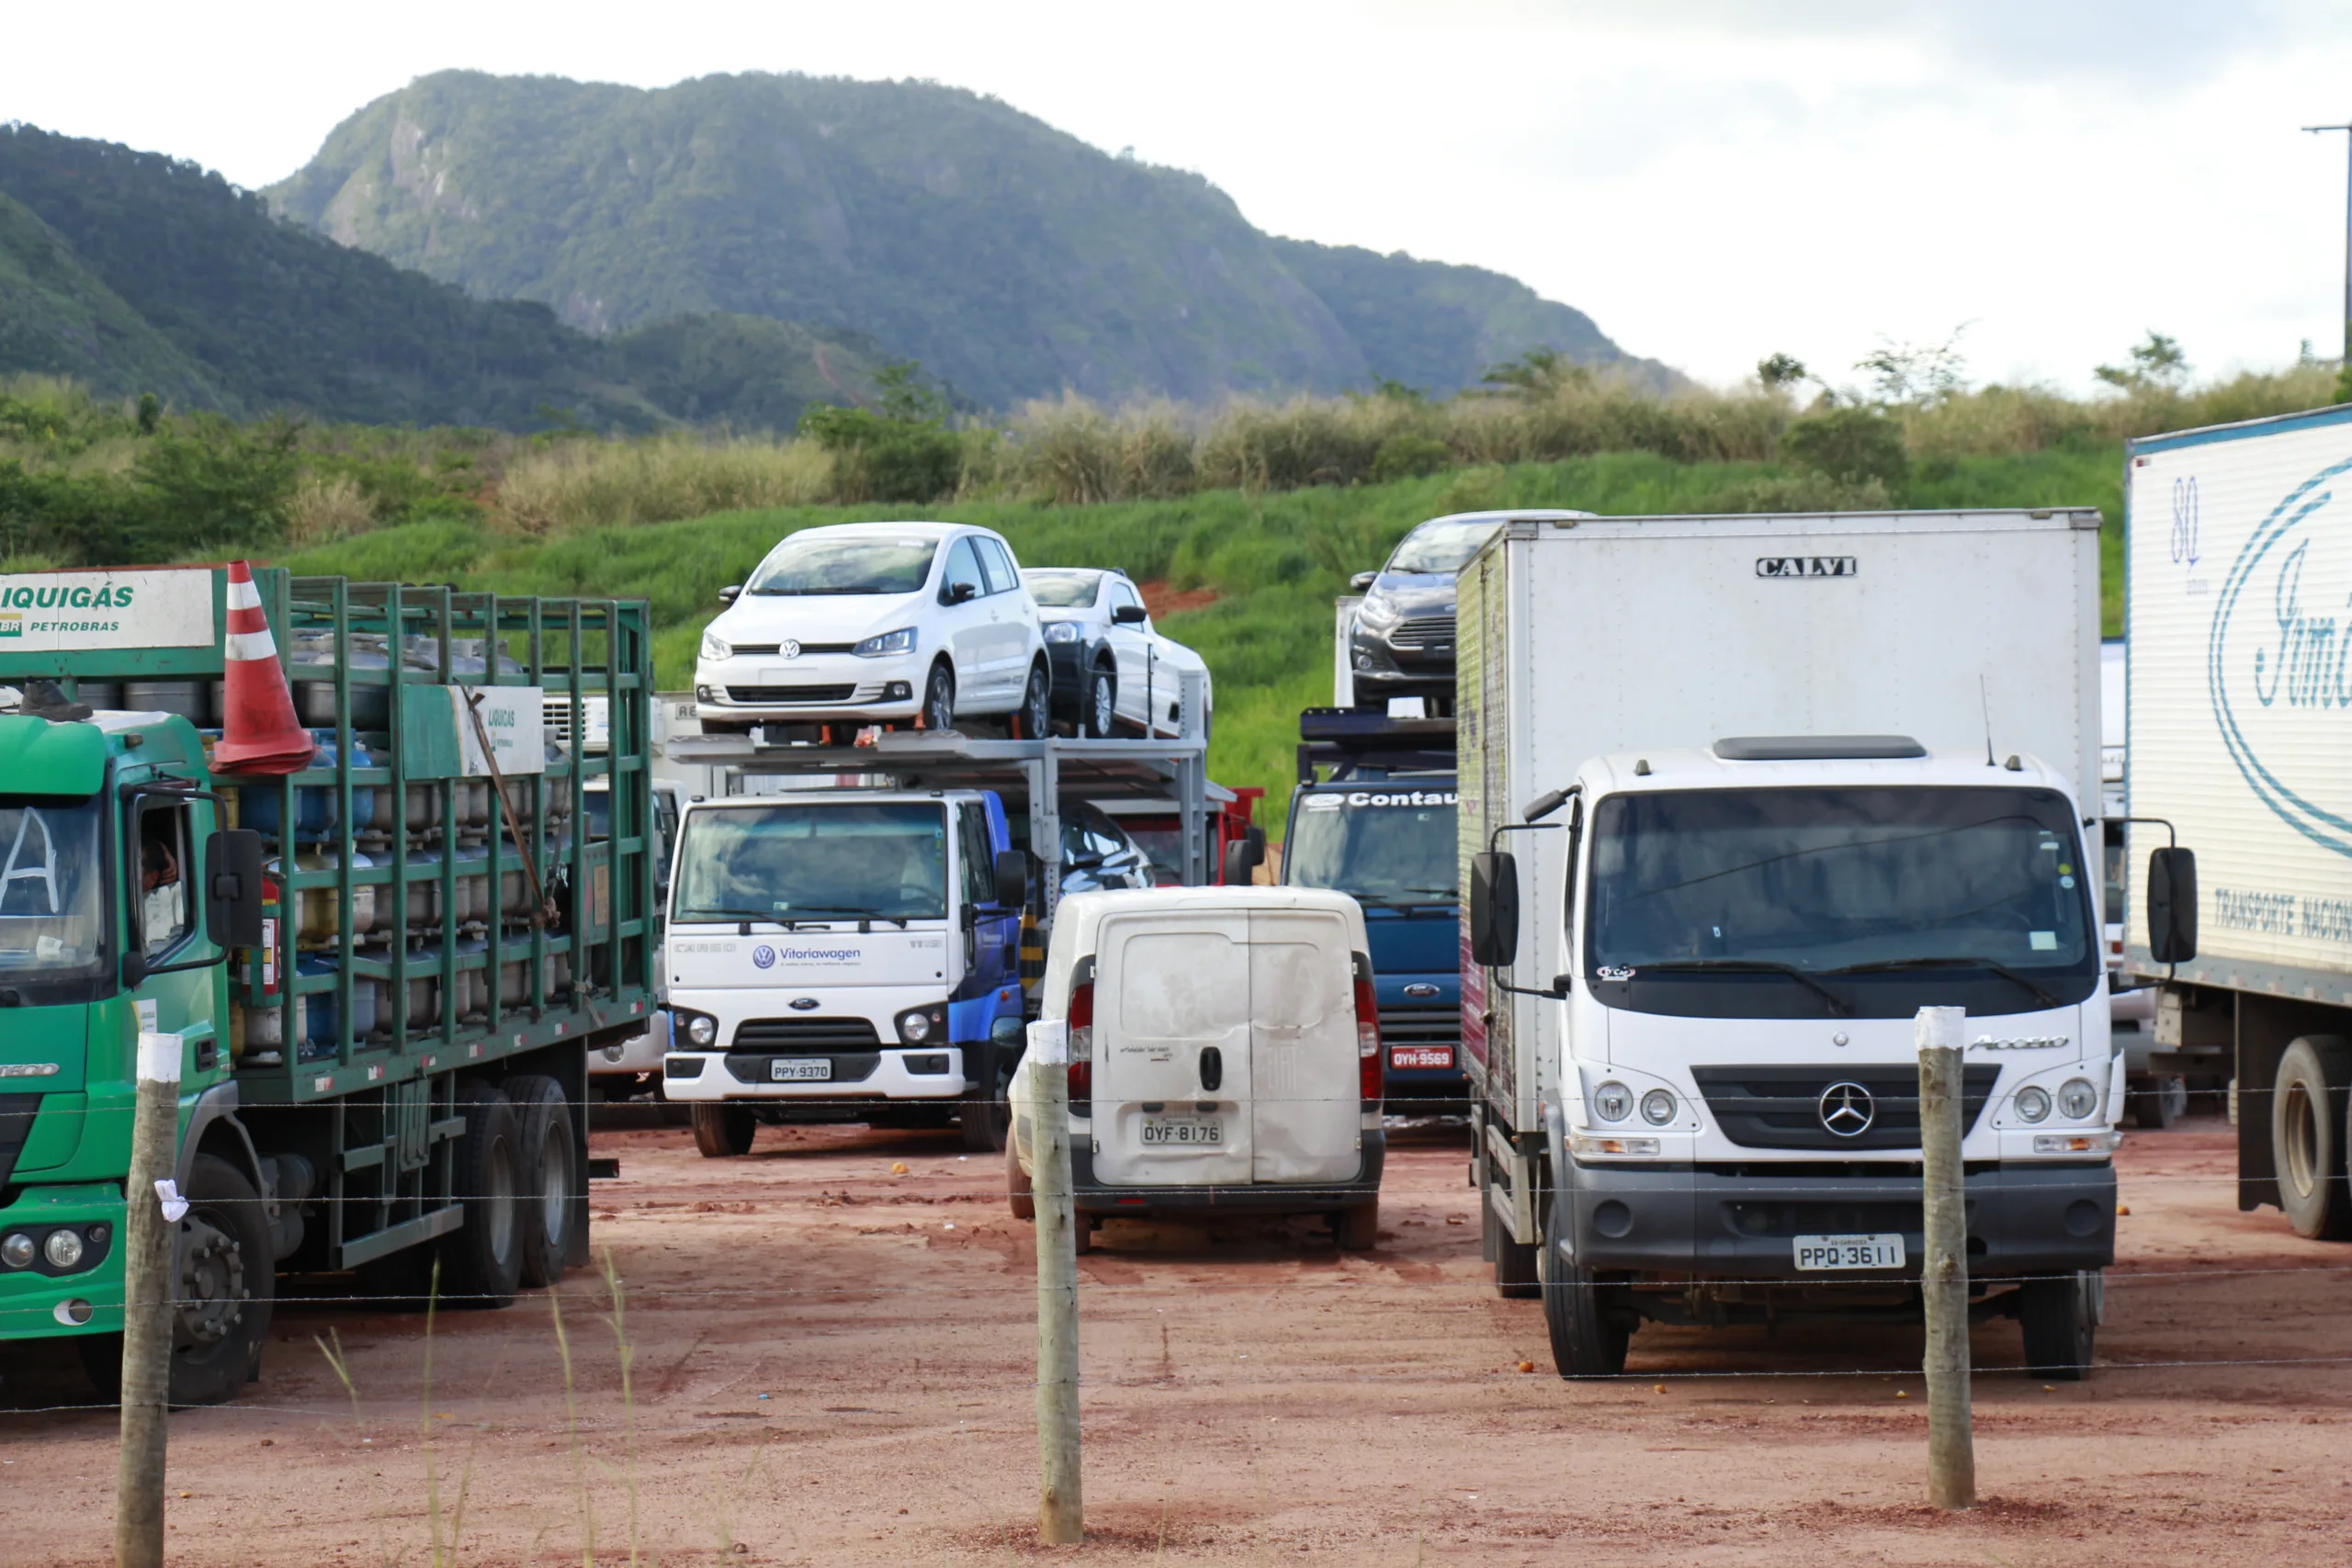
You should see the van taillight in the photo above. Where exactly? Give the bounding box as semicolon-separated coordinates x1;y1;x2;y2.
1353;975;1382;1106
1068;980;1093;1106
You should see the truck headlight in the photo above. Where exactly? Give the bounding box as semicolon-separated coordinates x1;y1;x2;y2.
1592;1081;1633;1122
2014;1085;2052;1122
699;630;733;662
895;1004;948;1045
2057;1077;2100;1120
854;627;918;658
1640;1088;1678;1126
686;1014;718;1048
43;1229;84;1269
0;1232;31;1269
901;1009;933;1043
1043;622;1081;644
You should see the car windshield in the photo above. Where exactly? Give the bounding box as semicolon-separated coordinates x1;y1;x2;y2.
748;533;937;596
1023;570;1103;608
672;802;948;922
0;796;108;994
1285;787;1459;905
1588;786;2097;976
1386;519;1500;575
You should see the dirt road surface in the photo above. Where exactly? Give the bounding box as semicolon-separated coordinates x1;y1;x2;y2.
4;1114;2349;1565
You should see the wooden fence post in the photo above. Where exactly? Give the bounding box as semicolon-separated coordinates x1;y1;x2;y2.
1917;1005;1975;1510
1029;1028;1083;1545
116;1032;183;1568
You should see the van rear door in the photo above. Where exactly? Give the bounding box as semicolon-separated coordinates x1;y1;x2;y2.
1091;908;1254;1186
1247;907;1360;1184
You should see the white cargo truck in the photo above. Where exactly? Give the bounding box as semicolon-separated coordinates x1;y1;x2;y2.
2121;404;2352;1240
1458;509;2120;1379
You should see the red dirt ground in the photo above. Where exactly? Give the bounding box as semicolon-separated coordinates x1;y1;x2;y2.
4;1114;2349;1564
1135;581;1218;618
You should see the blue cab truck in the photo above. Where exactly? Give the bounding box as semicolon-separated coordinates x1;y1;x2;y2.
1280;710;1464;1111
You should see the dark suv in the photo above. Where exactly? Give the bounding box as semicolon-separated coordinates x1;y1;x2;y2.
1347;510;1591;711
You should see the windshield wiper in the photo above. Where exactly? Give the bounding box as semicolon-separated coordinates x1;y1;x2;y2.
1823;956;2062;1009
1621;959;1851;1015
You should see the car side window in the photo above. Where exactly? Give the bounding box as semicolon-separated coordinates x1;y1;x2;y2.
942;538;985;603
977;538;1018;596
134;802;193;960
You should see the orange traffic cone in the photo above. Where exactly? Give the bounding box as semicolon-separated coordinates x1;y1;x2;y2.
212;560;315;774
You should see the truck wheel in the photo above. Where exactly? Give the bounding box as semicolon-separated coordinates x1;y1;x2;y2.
1006;1140;1035;1220
1540;1196;1629;1379
961;1054;1012;1153
78;1154;277;1407
2018;1270;2099;1380
2273;1037;2352;1240
692;1103;756;1158
1486;1190;1539;1300
2135;1074;2188;1129
438;1088;526;1309
1336;1198;1379;1250
507;1075;576;1288
1082;666;1116;739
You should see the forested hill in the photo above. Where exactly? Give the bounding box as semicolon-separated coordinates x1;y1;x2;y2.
0;124;886;429
268;71;1677;408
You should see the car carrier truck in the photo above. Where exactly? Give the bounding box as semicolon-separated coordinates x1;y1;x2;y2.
1459;509;2120;1379
0;566;656;1404
2120;403;2352;1241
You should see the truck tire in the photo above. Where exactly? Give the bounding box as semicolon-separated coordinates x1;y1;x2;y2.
1486;1190;1539;1300
1540;1195;1630;1379
438;1088;526;1309
1336;1197;1379;1250
2018;1270;2098;1380
2135;1075;2188;1129
692;1103;756;1158
1006;1140;1035;1221
78;1153;276;1407
506;1074;576;1288
2273;1037;2352;1240
961;1052;1012;1153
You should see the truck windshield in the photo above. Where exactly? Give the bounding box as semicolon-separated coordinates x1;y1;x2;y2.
748;534;937;596
1286;789;1459;906
0;796;109;995
672;802;948;922
1586;786;2098;1018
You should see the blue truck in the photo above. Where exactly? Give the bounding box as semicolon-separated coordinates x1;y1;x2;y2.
1279;710;1463;1111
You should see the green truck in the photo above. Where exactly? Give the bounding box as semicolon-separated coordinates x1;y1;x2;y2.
0;567;656;1404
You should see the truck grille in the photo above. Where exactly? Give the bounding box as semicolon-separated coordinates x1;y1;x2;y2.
1387;616;1456;651
733;1017;883;1051
726;684;858;705
1377;1006;1457;1047
1690;1065;1999;1152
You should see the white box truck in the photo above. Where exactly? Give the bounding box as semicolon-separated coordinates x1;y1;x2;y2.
1458;509;2120;1379
2122;404;2352;1241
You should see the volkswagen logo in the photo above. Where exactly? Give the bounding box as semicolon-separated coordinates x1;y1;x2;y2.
788;996;821;1011
1401;982;1441;999
1818;1081;1875;1137
778;639;801;659
751;944;776;969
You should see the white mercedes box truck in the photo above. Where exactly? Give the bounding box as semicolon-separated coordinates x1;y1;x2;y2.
2121;404;2352;1243
1459;508;2119;1379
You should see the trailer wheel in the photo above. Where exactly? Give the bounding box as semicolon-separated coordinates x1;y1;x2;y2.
2273;1037;2352;1240
692;1103;756;1158
78;1153;277;1407
1335;1198;1379;1250
2018;1270;2099;1380
1540;1194;1629;1379
1006;1141;1035;1221
507;1075;575;1288
2133;1074;2188;1129
438;1088;526;1309
1485;1187;1539;1299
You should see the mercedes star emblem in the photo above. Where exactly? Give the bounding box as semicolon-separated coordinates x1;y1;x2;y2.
1818;1081;1875;1137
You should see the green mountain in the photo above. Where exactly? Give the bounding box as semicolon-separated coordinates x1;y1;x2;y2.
0;125;883;431
269;71;1674;408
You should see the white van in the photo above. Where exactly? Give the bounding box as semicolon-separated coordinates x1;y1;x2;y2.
1006;886;1385;1251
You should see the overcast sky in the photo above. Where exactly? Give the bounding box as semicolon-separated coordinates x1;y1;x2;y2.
7;1;2351;393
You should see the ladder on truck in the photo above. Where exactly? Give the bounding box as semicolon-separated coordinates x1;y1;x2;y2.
1296;707;1457;784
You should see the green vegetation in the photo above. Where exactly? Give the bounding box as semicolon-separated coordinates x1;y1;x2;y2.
266;70;1669;408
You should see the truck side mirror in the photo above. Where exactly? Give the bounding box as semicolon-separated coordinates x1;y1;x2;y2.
1349;571;1377;592
205;829;267;948
993;849;1031;909
2147;846;2198;964
1470;851;1520;967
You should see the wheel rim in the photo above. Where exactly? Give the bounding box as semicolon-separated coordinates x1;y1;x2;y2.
926;670;953;728
484;1138;517;1260
1091;672;1114;735
175;1213;247;1348
1026;669;1047;736
537;1132;568;1249
2283;1078;2322;1200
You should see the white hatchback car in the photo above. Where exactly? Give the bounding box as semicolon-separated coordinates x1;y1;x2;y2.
1020;567;1214;739
695;523;1051;736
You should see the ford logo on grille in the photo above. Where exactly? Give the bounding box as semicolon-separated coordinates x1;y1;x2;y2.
1818;1081;1874;1136
1401;983;1442;998
788;996;820;1011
